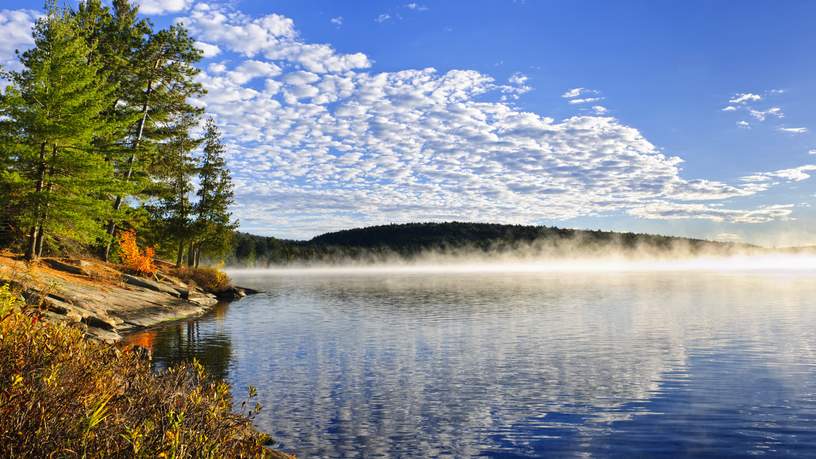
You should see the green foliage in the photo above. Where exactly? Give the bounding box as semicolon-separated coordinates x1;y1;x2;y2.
0;0;236;265
2;4;120;258
0;303;288;458
193;118;239;265
146;111;201;267
0;283;22;318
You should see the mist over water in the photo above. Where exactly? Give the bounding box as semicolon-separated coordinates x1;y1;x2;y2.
226;253;816;275
131;267;816;457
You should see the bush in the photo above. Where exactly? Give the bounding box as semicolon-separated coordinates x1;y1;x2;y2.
0;283;21;318
118;230;157;276
177;267;231;293
0;290;291;458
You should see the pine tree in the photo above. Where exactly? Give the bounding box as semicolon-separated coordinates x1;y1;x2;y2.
0;93;27;247
192;118;238;266
147;111;201;267
101;20;204;260
2;4;118;260
74;0;149;210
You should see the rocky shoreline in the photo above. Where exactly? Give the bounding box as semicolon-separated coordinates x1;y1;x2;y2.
0;254;253;343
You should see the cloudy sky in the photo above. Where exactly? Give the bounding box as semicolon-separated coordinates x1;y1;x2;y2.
2;1;816;245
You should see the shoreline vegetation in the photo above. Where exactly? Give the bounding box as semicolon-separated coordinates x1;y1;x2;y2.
0;0;270;450
0;280;292;458
226;221;812;267
0;253;293;457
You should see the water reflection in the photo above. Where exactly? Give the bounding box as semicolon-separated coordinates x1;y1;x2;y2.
130;272;816;457
124;302;234;381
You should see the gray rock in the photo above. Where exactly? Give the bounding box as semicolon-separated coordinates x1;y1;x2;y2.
1;261;230;344
189;292;218;307
122;274;181;297
43;258;88;276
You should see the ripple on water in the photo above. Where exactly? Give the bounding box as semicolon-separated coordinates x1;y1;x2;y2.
125;271;816;457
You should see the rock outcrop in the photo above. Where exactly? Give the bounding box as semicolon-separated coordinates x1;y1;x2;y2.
0;256;222;343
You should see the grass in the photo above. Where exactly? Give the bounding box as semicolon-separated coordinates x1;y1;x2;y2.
175;266;232;293
0;283;293;458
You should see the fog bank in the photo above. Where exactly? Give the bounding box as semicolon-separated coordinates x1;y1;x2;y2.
226;253;816;275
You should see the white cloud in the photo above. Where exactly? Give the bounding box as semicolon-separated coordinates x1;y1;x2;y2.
179;4;370;73
809;149;816;155
568;97;604;105
508;73;528;86
229;60;281;84
138;0;192;15
723;91;792;130
629;203;794;224
405;3;429;11
779;127;808;134
504;73;531;98
0;9;38;72
749;106;783;121
330;16;343;26
729;92;762;104
0;6;804;238
207;61;227;73
194;40;220;58
375;14;391;23
741;165;816;184
171;6;813;237
561;87;598;98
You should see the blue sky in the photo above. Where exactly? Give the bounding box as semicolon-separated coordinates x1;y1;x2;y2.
2;1;815;245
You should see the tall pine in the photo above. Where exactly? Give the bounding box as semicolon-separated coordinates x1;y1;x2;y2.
102;21;204;260
2;3;118;260
147;111;201;267
192;118;238;266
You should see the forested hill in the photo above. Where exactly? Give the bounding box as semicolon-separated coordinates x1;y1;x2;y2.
227;222;755;266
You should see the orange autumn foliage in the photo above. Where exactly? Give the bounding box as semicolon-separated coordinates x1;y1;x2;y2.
118;230;157;276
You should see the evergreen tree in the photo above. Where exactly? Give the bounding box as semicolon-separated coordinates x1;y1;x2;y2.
192;118;238;266
0;93;27;247
2;4;118;260
74;0;149;233
147;111;201;267
102;21;204;260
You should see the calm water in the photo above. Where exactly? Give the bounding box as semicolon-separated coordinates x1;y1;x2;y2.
126;270;816;457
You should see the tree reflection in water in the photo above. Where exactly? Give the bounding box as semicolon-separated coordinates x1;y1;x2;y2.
123;302;233;381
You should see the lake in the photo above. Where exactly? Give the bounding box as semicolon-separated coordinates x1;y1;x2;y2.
126;268;816;457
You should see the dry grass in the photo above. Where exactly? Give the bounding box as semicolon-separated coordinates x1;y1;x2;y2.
0;284;293;458
176;267;231;293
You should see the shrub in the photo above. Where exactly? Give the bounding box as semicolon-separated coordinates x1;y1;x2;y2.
178;267;231;293
0;283;21;318
118;230;157;276
0;292;292;458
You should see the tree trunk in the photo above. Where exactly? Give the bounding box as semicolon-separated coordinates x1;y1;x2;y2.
25;143;48;261
35;155;56;258
25;225;38;261
194;245;201;268
35;182;53;258
103;76;156;261
34;223;45;258
187;240;195;267
176;239;185;268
